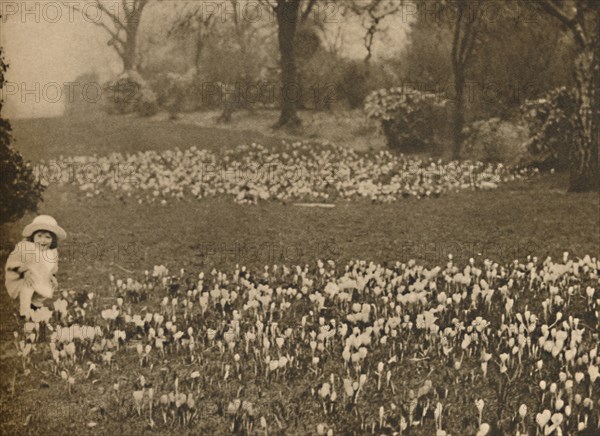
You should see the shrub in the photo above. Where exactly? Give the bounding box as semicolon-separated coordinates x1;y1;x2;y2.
102;70;158;117
297;49;342;111
63;71;103;118
151;71;195;116
0;142;45;224
137;87;159;117
520;87;576;170
0;48;44;224
365;87;448;152
462;118;530;165
337;61;371;109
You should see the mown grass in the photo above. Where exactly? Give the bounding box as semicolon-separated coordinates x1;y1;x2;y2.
0;114;598;435
10;114;281;161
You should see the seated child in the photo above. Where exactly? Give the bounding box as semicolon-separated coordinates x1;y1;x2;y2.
5;215;67;319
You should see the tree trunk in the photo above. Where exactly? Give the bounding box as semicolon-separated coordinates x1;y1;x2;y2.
451;68;465;160
273;0;301;128
123;23;139;71
194;32;204;76
569;42;599;192
382;120;400;150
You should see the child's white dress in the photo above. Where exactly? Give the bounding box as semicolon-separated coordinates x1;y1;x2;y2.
4;241;58;318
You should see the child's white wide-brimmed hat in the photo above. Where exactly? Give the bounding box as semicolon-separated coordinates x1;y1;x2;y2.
22;215;67;240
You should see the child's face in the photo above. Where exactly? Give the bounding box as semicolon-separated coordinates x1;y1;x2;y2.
33;231;53;248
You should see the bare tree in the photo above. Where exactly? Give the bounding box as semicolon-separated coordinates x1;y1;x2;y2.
169;4;216;75
344;0;404;64
533;0;599;192
76;0;151;71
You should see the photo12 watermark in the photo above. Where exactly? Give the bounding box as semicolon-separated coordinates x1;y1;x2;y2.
396;240;543;265
395;1;540;24
1;1;145;24
194;240;340;266
28;160;139;186
1;241;143;265
384;81;538;106
199;161;344;185
0;80;339;108
0;1;345;25
24;158;348;188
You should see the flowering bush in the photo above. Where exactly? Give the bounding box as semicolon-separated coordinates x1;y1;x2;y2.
462;118;530;165
520;87;577;170
365;87;449;152
102;70;158;117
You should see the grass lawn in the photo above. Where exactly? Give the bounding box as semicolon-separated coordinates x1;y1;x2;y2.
10;114;281;161
0;114;598;435
172;108;388;152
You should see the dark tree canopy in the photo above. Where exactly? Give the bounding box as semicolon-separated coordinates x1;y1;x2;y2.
0;46;44;225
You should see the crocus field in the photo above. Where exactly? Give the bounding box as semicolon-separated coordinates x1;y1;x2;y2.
1;116;598;435
39;141;535;204
5;254;600;435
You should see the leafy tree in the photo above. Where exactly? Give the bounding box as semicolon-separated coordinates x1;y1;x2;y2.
532;0;599;192
0;47;44;225
403;0;483;159
520;86;576;170
402;0;581;161
470;3;575;119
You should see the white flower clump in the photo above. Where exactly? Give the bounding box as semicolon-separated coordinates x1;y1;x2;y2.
44;141;534;204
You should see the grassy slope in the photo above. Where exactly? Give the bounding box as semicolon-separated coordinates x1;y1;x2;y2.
0;114;598;434
10;115;281;160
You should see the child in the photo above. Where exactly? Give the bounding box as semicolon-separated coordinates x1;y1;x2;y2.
5;215;67;319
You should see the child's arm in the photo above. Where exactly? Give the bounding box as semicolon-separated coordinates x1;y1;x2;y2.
50;250;59;290
4;243;29;299
5;243;29;278
24;270;35;288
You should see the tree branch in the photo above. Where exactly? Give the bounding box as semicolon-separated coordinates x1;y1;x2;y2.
537;0;575;29
462;25;478;67
537;0;587;47
100;22;126;47
258;0;277;13
458;4;478;66
113;43;125;61
74;3;124;44
451;5;464;68
122;0;131;16
300;0;318;23
95;1;127;32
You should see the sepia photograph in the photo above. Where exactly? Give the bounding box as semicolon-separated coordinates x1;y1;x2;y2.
0;0;599;434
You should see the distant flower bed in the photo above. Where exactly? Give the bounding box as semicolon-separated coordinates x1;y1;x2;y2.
42;141;535;204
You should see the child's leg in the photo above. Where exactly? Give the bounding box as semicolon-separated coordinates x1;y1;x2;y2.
35;282;54;300
31;294;46;310
19;286;34;318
